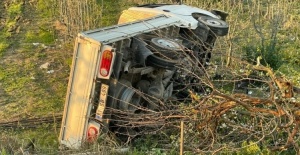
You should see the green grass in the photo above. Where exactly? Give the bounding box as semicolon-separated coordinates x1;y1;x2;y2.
1;2;63;154
0;42;9;57
0;45;67;116
25;30;55;44
0;1;23;57
7;2;23;17
36;0;56;17
0;126;60;155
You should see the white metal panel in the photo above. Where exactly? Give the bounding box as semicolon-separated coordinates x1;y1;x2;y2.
153;4;218;17
59;38;100;149
127;5;219;29
80;15;180;44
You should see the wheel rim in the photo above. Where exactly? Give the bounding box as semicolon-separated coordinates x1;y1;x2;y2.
206;19;222;26
147;37;183;68
198;16;228;28
197;16;229;36
154;38;181;49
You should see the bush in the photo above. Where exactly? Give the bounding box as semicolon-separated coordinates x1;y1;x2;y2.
244;39;283;70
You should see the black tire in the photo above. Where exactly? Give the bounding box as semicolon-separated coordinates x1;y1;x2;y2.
146;55;178;69
118;87;141;113
146;38;182;69
197;16;229;36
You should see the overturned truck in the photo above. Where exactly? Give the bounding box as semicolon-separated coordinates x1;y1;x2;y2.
59;4;229;149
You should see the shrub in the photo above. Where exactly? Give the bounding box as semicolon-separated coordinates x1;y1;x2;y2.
244;39;283;70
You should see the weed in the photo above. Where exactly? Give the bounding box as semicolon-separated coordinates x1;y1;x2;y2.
36;0;56;17
39;31;55;44
25;30;54;44
0;148;8;155
65;57;73;67
0;42;9;57
4;77;31;92
6;21;17;28
239;141;262;155
7;2;23;17
244;40;283;70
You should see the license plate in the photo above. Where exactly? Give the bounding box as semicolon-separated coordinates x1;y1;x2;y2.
95;84;109;121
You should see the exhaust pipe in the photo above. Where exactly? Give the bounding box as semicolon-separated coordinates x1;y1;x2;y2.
123;61;131;74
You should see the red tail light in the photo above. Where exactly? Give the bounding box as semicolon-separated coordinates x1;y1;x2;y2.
86;121;100;142
99;50;113;77
87;126;98;142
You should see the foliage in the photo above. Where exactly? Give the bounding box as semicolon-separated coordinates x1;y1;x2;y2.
242;6;285;70
238;141;266;155
7;2;23;17
244;40;283;70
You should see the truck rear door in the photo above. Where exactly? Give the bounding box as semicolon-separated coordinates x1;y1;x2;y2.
59;37;101;149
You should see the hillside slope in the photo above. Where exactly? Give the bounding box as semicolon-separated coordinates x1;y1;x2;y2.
0;0;70;120
0;0;72;153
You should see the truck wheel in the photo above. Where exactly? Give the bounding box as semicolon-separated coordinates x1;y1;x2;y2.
197;16;229;36
146;38;183;69
119;87;141;113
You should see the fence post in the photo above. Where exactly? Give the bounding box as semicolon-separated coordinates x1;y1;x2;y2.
180;121;184;155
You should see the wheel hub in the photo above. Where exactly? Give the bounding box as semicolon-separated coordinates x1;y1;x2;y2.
151;38;182;51
206;19;222;26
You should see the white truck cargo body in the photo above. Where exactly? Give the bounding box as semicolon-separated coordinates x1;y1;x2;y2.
59;15;181;149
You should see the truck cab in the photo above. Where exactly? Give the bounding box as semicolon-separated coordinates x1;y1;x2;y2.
59;4;229;149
